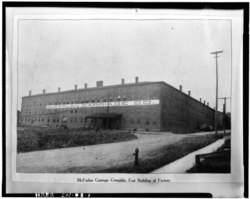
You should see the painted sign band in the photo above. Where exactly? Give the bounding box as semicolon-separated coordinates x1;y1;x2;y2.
46;99;160;109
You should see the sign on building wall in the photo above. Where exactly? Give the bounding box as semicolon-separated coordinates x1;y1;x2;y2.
46;99;160;109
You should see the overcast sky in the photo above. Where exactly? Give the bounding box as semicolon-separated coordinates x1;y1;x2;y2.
17;18;231;112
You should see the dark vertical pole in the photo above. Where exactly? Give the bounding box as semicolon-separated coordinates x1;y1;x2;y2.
133;148;139;166
196;155;200;169
223;97;226;134
224;98;227;115
215;55;218;136
210;50;223;136
218;97;230;135
106;92;109;129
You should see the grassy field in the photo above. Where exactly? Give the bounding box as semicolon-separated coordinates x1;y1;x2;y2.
17;127;137;153
187;137;231;173
75;134;220;173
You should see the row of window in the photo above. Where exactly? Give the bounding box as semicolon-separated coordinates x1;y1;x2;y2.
23;107;157;116
21;117;158;125
130;119;157;125
21;117;84;123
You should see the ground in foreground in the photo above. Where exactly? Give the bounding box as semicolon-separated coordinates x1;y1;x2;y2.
17;126;137;153
17;132;185;173
67;134;220;173
17;131;225;173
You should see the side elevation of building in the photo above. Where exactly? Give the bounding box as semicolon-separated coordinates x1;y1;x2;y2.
20;77;223;133
159;82;216;133
20;77;161;131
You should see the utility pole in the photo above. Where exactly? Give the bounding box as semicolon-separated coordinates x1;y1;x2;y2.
106;91;110;129
218;97;231;134
210;50;223;136
95;98;99;144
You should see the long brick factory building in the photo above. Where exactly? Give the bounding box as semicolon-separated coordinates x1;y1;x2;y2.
19;77;223;133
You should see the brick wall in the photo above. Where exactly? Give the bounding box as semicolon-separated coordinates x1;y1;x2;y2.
20;81;223;133
160;82;221;133
20;82;162;131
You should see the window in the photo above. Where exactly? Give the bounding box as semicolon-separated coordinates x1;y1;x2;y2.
48;119;50;122
104;99;107;102
137;119;141;124
123;97;127;101
53;119;56;122
70;118;73;123
57;118;59;122
153;121;157;125
75;110;77;113
146;121;150;125
96;99;99;102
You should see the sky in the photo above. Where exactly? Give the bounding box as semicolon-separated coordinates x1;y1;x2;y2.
17;18;232;112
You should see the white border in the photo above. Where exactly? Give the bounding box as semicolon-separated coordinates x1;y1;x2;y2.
6;8;244;196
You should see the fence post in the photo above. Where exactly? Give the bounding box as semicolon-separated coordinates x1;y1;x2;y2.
195;155;200;169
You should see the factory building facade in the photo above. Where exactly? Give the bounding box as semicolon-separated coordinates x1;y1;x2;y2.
19;77;222;133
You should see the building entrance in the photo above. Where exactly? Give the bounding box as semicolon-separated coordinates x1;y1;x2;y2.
85;113;122;130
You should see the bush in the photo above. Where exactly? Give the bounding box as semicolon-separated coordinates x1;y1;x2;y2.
17;128;137;153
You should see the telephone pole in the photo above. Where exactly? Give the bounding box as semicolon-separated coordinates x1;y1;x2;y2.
106;91;110;129
218;97;231;134
210;50;223;136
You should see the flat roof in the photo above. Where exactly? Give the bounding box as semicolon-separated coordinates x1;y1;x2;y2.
22;80;219;112
22;81;160;98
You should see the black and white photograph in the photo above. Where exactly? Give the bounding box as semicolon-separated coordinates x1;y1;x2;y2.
4;3;246;197
16;15;233;174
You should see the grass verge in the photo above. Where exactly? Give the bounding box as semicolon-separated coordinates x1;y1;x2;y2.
61;134;220;173
17;127;137;153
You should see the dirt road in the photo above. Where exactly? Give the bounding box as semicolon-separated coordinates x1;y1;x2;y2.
17;132;190;173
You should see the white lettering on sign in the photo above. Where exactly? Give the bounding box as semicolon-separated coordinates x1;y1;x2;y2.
46;99;160;109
